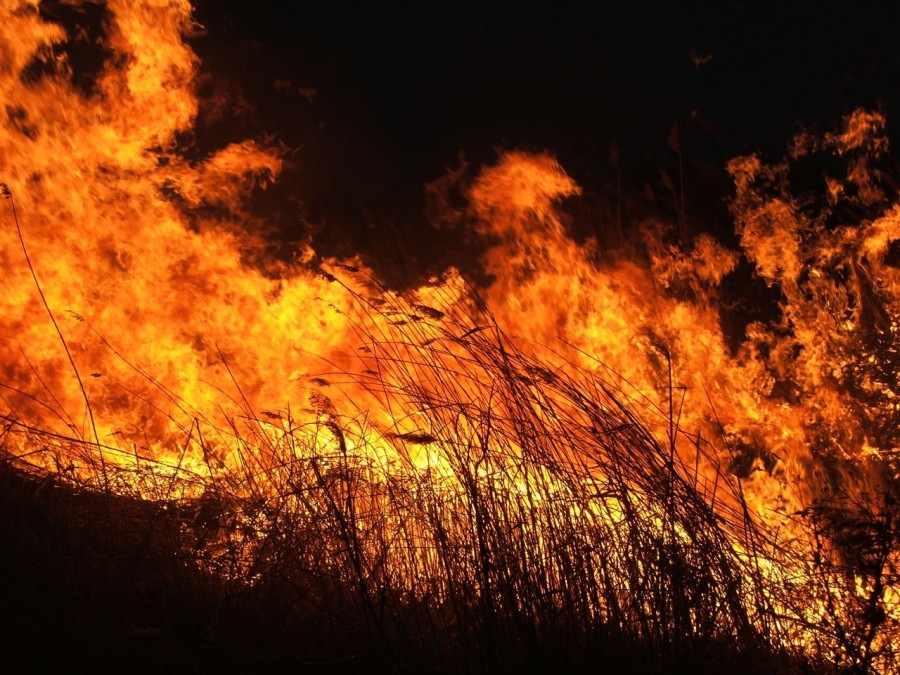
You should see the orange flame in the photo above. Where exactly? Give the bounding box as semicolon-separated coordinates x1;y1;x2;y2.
1;2;898;668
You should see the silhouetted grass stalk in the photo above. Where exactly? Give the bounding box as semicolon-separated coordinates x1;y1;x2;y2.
1;265;895;672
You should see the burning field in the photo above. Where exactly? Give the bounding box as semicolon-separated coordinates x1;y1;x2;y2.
1;1;898;673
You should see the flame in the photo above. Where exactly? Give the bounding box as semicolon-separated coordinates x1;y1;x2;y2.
1;2;898;670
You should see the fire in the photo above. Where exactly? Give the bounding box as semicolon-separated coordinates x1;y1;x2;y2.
1;1;898;671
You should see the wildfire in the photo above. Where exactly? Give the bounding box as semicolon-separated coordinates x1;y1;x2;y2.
1;1;897;671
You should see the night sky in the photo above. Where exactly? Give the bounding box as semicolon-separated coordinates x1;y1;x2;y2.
188;1;900;276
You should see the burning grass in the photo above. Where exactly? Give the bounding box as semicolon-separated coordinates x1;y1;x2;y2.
1;277;892;673
2;3;899;671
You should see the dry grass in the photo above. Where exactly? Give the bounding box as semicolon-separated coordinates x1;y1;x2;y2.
2;271;867;673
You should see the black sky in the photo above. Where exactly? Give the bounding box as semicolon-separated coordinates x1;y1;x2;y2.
186;1;899;276
195;3;898;156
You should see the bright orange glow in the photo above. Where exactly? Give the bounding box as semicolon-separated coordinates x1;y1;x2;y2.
0;2;897;670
